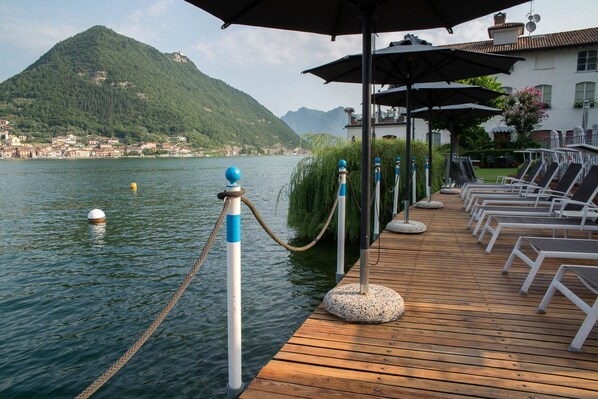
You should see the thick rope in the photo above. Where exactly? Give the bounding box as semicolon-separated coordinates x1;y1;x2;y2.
241;183;341;252
386;174;399;194
345;173;362;212
75;199;231;399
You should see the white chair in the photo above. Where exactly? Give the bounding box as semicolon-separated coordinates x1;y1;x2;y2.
503;237;598;294
537;265;598;352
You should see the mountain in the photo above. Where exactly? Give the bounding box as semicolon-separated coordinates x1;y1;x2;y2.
0;26;299;148
281;106;347;137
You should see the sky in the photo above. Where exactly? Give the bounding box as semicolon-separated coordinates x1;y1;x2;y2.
1;0;597;117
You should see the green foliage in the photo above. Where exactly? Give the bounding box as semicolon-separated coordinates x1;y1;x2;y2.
460;125;493;150
287;139;445;243
502;87;549;148
0;26;299;148
430;76;505;151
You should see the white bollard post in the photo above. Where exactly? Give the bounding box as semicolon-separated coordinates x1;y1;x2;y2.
336;160;347;283
412;156;417;204
373;157;381;240
425;155;430;202
392;156;400;217
225;166;244;398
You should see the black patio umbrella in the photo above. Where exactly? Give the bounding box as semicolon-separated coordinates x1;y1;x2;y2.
374;82;506;201
184;0;528;296
412;103;503;186
304;38;522;221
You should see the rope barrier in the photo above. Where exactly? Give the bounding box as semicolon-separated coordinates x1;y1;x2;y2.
75;198;232;399
345;173;362;212
75;172;356;398
241;183;341;252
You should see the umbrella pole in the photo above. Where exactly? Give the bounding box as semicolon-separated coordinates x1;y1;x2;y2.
403;83;412;223
449;120;454;186
359;9;372;295
428;107;433;202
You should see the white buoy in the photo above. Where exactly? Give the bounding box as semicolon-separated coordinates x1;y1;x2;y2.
87;209;106;223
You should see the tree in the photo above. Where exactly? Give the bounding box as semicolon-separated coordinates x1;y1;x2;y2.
502;87;548;148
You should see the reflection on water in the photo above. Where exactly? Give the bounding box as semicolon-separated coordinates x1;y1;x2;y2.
0;157;358;399
89;223;106;247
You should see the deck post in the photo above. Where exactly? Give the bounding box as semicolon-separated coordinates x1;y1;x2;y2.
336;160;347;282
412;156;417;204
374;157;381;240
392;156;400;217
225;166;244;398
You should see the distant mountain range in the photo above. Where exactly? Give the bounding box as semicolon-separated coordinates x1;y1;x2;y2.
281;106;347;137
0;26;299;149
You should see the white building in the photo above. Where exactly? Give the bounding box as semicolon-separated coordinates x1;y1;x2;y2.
346;15;597;147
446;13;597;145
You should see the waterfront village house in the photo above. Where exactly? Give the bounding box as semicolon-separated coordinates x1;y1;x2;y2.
52;134;78;146
447;13;597;146
346;14;597;147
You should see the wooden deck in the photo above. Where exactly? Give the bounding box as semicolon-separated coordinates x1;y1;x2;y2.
240;192;598;399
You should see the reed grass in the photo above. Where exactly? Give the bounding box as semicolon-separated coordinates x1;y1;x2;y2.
287;138;445;243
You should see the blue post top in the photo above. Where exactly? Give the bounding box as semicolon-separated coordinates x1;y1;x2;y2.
225;166;241;186
425;155;429;162
338;159;347;169
375;157;380;166
412;156;416;163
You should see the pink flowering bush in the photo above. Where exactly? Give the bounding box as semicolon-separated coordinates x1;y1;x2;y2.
502;87;548;147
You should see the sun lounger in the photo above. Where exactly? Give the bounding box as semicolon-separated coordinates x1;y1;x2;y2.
469;163;592;235
537;264;598;352
463;161;544;211
463;162;542;210
468;163;582;216
478;203;598;253
460;159;531;199
502;237;598;294
466;161;559;218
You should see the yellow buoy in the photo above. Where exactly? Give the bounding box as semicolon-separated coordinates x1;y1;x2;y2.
130;182;137;190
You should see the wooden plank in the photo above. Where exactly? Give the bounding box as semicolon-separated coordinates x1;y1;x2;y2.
240;192;598;398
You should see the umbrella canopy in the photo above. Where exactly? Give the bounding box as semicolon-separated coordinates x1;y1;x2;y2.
413;103;503;186
185;0;528;297
303;41;524;85
374;82;506;109
304;39;522;222
413;103;503;121
185;0;528;38
374;82;505;200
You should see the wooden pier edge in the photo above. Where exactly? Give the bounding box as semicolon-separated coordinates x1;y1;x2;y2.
240;192;598;399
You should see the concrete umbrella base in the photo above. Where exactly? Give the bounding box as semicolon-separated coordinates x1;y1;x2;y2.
386;219;427;234
415;200;444;209
440;187;461;195
323;283;404;324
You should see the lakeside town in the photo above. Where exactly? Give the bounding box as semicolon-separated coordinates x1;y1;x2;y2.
0;119;306;159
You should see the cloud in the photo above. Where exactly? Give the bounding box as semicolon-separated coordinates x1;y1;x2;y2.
0;19;78;53
119;0;176;43
190;27;364;72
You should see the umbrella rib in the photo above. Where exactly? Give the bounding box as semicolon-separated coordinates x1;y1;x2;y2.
221;0;264;29
423;0;455;33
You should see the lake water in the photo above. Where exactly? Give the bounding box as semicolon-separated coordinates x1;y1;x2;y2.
0;156;355;398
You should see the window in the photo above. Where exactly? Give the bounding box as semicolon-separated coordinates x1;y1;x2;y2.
574;82;595;107
426;132;441;147
577;50;597;71
501;86;513;95
535;54;554;70
535;84;552;107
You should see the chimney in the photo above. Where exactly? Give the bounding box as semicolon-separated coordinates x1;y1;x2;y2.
488;11;523;44
494;12;506;26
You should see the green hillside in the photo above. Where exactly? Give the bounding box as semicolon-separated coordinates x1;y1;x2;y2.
0;25;299;148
